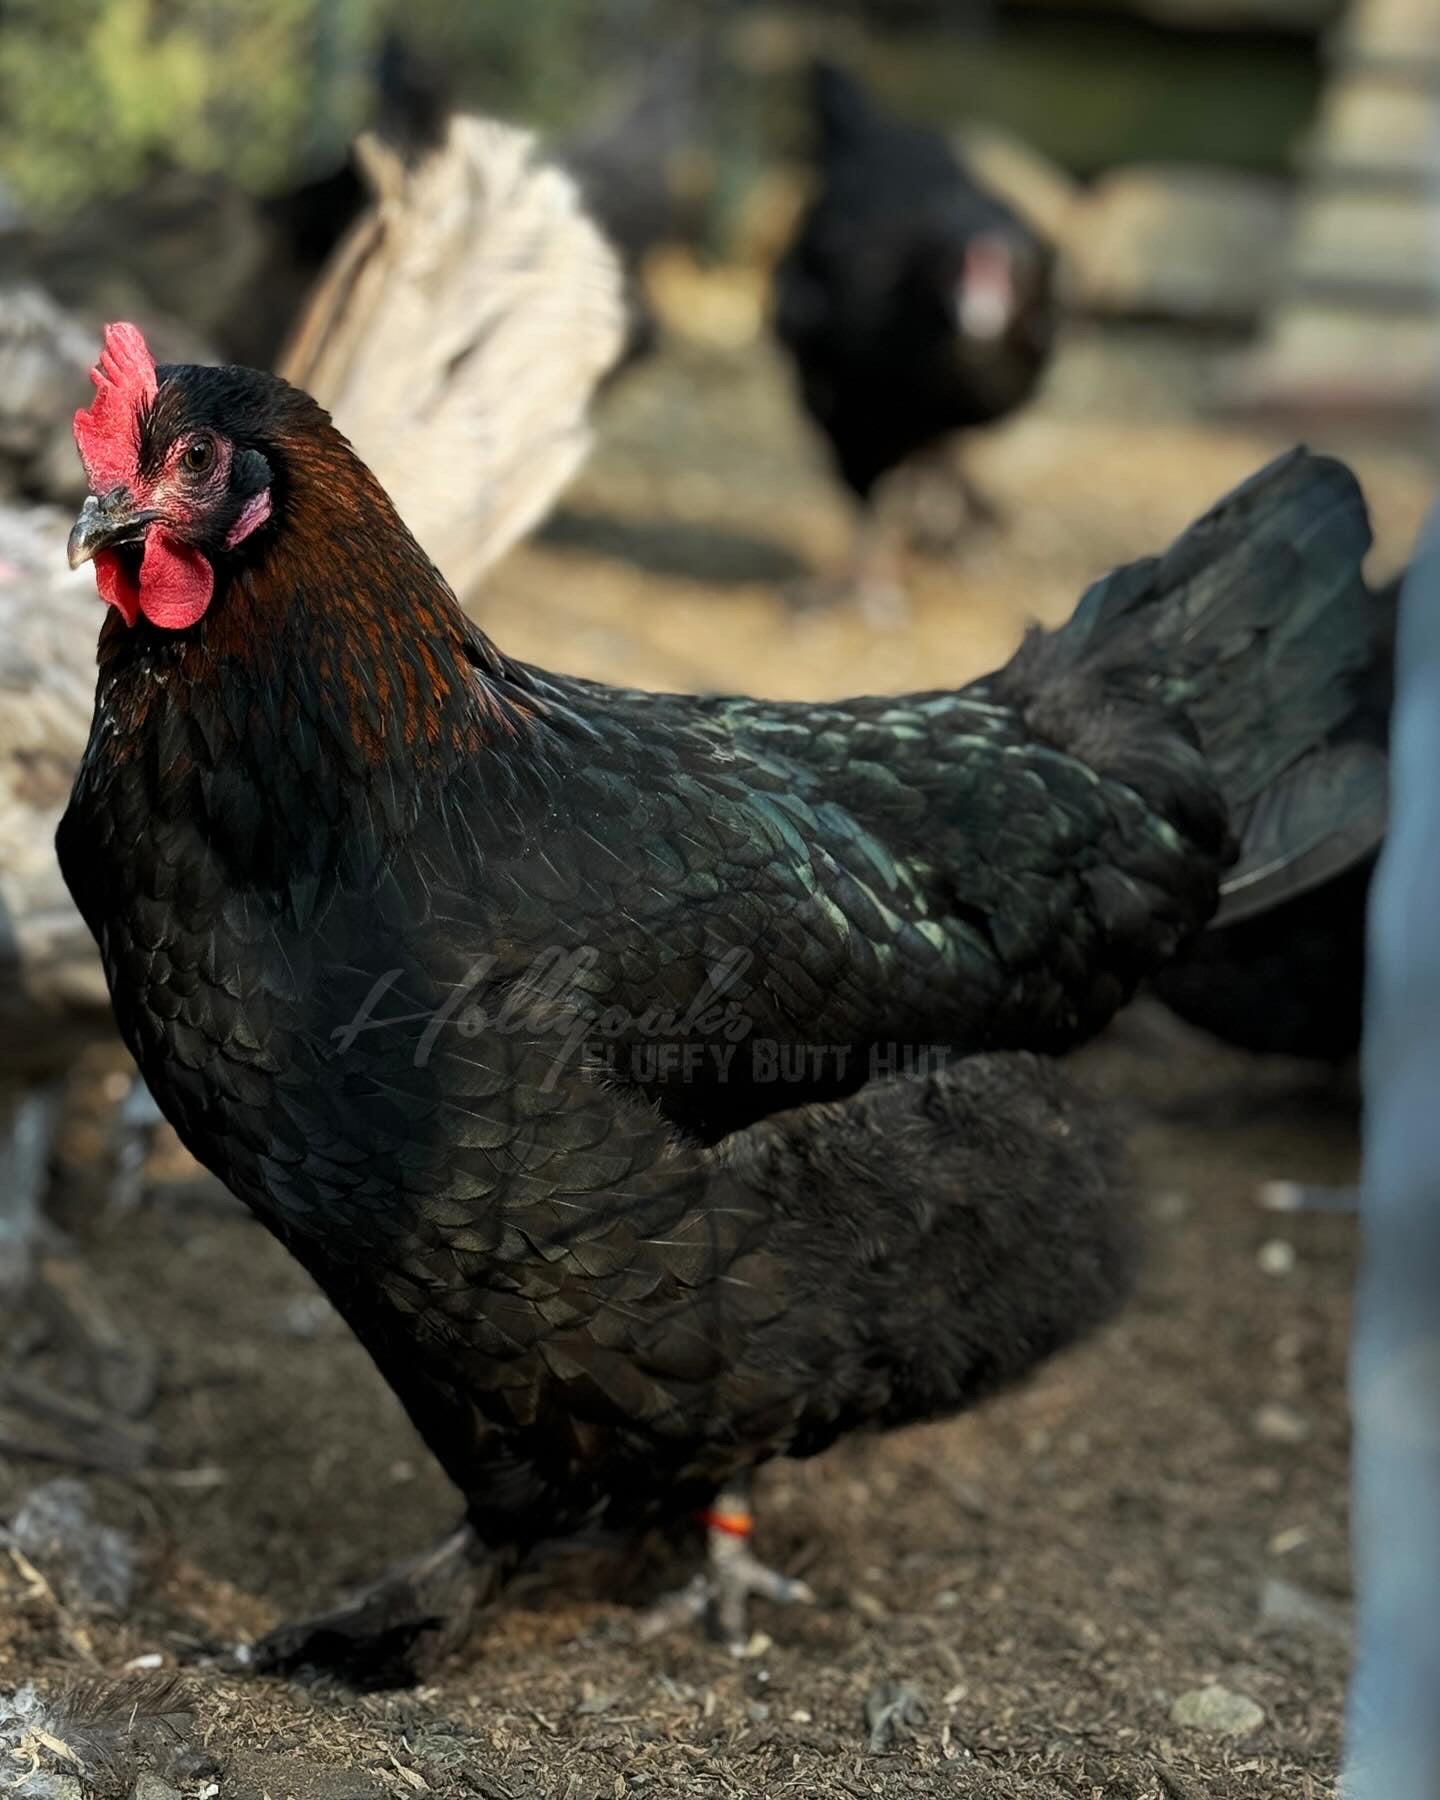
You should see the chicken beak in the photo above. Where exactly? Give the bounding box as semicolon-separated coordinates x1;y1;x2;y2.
67;489;161;569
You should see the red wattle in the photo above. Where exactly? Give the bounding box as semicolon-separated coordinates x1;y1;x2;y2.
93;550;141;628
89;533;213;631
138;532;214;629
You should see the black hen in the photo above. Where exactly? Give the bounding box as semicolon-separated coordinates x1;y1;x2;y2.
773;61;1055;609
57;325;1377;1680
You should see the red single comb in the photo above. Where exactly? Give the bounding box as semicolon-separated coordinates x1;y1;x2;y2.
73;321;158;493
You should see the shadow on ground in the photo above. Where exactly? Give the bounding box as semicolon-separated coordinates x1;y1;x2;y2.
541;505;813;586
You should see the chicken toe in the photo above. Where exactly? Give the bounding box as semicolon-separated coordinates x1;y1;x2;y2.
238;1523;503;1689
636;1484;814;1654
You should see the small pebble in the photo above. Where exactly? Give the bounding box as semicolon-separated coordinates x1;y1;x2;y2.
1151;1189;1191;1223
18;1780;83;1800
1170;1684;1264;1737
9;1479;136;1614
1253;1402;1310;1445
945;1480;988;1519
275;1293;337;1338
1259;1576;1351;1642
158;1745;224;1784
572;1691;619;1718
1257;1240;1296;1277
132;1776;181;1800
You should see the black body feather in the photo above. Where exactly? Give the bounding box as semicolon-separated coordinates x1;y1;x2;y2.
58;360;1377;1581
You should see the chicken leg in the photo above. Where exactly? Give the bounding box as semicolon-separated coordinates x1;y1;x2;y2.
901;439;1003;556
635;1478;815;1653
787;500;908;626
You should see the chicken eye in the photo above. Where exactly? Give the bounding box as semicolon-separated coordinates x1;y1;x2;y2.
181;436;215;476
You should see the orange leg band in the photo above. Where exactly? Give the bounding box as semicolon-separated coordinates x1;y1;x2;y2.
695;1507;754;1538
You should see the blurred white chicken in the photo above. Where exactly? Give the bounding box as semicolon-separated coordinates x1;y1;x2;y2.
281;113;627;604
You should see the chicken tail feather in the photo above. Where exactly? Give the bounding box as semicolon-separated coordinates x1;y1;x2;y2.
1005;449;1381;917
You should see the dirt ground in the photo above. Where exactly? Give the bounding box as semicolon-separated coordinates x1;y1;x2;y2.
2;313;1432;1800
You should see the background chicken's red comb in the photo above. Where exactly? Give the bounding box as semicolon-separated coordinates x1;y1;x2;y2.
73;321;159;493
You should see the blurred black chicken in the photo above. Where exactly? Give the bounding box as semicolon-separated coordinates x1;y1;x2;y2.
773;60;1056;617
57;314;1378;1682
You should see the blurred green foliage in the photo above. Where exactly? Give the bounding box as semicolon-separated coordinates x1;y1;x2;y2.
395;0;597;130
0;0;364;213
0;0;604;219
0;0;1327;223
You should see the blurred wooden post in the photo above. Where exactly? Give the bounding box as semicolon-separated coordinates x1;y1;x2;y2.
1343;518;1440;1797
1232;0;1440;417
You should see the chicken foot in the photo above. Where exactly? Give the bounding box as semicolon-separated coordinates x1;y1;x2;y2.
789;446;1000;626
237;1522;510;1688
787;505;908;625
636;1479;815;1653
900;439;1003;555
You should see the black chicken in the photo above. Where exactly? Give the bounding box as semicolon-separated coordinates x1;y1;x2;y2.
58;325;1376;1682
773;60;1056;617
